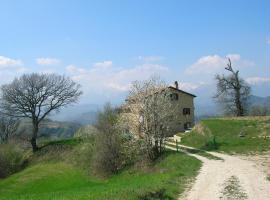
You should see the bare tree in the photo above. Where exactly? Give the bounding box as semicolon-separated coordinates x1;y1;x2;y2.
0;115;19;144
122;77;175;160
214;58;251;116
0;73;82;151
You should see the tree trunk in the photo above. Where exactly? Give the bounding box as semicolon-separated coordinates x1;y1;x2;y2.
31;122;39;152
234;72;244;116
235;93;244;116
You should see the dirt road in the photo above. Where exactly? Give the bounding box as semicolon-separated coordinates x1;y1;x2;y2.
166;143;270;200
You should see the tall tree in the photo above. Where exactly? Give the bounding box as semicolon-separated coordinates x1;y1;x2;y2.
214;58;251;116
0;73;82;151
123;77;175;160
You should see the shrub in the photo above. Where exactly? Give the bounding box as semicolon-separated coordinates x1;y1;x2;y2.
0;144;25;178
92;103;131;176
203;136;219;151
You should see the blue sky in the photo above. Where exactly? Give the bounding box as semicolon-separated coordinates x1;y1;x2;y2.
0;0;270;105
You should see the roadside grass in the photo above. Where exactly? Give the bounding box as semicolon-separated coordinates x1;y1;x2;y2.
0;147;201;200
181;117;270;154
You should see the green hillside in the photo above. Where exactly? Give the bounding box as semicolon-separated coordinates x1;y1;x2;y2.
0;139;201;200
180;117;270;154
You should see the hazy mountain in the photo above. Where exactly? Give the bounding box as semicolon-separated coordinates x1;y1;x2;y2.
17;119;82;140
52;104;100;125
248;95;270;107
49;95;269;126
195;95;270;118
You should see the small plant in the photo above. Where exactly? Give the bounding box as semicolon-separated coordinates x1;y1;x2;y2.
203;135;218;151
176;140;179;152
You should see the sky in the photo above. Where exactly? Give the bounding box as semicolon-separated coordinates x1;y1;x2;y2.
0;0;270;107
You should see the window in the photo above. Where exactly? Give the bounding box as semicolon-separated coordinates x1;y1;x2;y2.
170;93;179;101
183;108;191;115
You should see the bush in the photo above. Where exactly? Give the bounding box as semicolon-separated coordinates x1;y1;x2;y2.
92;103;148;176
92;103;124;176
0;144;25;178
203;136;219;151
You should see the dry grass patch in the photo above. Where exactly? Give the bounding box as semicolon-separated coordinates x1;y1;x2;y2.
193;123;212;136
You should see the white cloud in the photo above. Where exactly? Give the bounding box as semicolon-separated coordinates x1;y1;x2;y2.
93;60;113;69
36;57;61;65
246;77;270;85
0;56;23;69
0;56;27;74
185;54;243;75
66;65;86;74
0;56;27;84
66;62;169;93
177;82;206;91
107;82;131;92
138;56;164;62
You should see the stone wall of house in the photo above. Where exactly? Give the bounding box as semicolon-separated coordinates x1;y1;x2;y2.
119;87;195;137
167;88;195;135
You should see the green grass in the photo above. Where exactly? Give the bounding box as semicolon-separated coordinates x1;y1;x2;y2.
41;138;83;147
0;150;201;200
181;117;270;154
267;175;270;182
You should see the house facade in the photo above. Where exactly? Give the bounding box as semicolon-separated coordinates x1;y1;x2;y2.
166;81;196;133
120;81;196;137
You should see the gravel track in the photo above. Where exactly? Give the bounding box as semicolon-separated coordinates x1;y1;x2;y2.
166;144;270;200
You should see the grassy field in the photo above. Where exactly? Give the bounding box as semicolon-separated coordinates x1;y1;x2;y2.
180;117;270;154
0;140;201;200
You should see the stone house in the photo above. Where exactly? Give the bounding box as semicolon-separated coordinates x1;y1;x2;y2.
166;81;196;133
120;81;196;137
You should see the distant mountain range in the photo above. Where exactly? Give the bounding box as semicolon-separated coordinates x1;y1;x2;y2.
17;119;82;140
49;95;269;126
195;95;270;117
52;104;100;125
247;95;270;107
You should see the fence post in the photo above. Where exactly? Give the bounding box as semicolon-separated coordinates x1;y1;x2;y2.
176;140;179;152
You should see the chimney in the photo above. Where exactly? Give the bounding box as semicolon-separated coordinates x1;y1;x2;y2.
174;81;179;89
